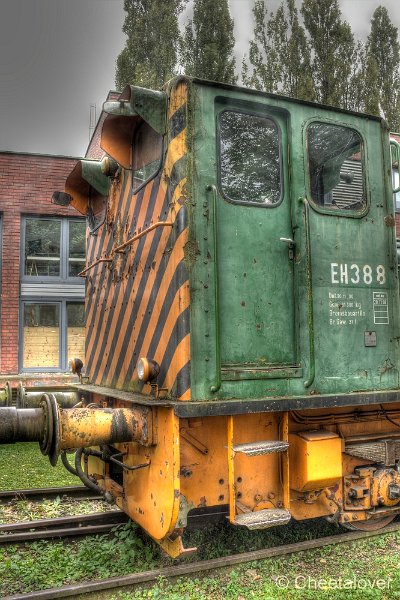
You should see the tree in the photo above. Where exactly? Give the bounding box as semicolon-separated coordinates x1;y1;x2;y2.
243;0;315;101
115;0;185;91
366;6;400;131
180;0;237;84
301;0;355;107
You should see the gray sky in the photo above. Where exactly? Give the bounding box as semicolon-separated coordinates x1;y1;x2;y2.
0;0;399;157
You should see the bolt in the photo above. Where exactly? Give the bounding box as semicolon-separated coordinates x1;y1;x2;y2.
219;479;224;485
218;495;224;501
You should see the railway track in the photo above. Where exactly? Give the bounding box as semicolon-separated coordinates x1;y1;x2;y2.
0;510;128;543
0;485;101;503
3;521;400;600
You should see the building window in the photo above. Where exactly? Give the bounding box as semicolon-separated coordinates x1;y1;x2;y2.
218;110;282;206
23;217;85;279
21;300;85;371
20;216;86;372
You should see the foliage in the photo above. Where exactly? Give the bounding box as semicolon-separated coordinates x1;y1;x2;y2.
0;522;158;595
301;0;356;108
115;0;185;90
367;6;400;131
0;443;76;490
111;528;400;599
243;0;314;101
180;0;236;84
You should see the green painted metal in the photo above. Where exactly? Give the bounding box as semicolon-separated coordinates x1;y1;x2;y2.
185;78;400;402
103;86;167;135
390;139;400;193
80;160;110;196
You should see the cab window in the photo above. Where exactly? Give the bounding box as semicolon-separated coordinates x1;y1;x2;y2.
219;110;282;206
132;122;162;192
307;122;366;212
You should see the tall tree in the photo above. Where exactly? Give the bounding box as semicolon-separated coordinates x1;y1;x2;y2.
115;0;185;91
301;0;355;107
366;6;400;131
242;0;315;101
180;0;237;84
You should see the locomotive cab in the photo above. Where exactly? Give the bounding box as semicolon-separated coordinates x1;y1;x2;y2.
2;77;400;556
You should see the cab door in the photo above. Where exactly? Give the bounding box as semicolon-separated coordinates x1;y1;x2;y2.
215;104;295;370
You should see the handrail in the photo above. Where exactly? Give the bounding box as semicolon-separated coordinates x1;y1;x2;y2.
114;221;173;253
390;139;400;193
78;258;112;277
79;221;174;277
206;185;221;394
302;198;315;388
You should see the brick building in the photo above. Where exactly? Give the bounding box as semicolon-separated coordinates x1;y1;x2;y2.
0;151;85;387
0;91;119;390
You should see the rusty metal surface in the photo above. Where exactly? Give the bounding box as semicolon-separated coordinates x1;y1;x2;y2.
60;405;153;449
0;407;44;443
73;384;172;406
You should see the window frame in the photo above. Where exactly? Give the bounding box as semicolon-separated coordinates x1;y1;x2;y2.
304;117;369;219
217;107;284;209
21;216;86;282
19;298;85;372
131;120;164;195
392;167;400;213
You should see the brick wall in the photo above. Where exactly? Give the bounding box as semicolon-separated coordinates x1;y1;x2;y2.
0;151;79;374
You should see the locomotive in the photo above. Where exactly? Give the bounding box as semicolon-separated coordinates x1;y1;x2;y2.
1;76;400;557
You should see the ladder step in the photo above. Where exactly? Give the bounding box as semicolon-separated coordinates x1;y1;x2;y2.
233;440;289;456
235;508;291;530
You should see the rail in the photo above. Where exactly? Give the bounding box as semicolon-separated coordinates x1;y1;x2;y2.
0;510;127;544
78;221;174;276
302;198;315;388
206;185;221;394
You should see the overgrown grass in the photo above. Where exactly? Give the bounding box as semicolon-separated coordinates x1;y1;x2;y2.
0;522;158;595
113;529;400;600
0;443;76;490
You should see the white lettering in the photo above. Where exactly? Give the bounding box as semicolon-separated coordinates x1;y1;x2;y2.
331;263;339;284
340;263;348;284
350;264;360;284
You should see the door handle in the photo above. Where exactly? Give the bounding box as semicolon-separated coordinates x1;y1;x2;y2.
280;237;295;248
280;237;295;259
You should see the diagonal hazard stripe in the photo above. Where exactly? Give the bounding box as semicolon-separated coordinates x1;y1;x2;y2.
85;173;133;368
89;176;162;380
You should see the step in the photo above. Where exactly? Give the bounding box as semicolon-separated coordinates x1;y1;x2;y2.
235;508;291;530
233;440;289;456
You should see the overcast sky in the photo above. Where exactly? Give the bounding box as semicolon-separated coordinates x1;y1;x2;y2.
0;0;399;157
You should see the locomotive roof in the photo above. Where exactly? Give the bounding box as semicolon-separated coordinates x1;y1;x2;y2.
168;75;385;126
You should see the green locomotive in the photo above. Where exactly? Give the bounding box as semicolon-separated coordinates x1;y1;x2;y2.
1;77;400;555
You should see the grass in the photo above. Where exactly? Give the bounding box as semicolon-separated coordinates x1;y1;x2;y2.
0;443;77;490
111;529;400;600
0;522;158;595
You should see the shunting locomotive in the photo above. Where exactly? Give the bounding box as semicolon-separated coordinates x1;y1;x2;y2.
1;76;400;557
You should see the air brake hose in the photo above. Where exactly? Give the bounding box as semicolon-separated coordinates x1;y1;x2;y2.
74;447;114;503
60;450;78;477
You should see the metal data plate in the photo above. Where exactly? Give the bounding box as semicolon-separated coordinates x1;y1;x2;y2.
364;331;377;347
